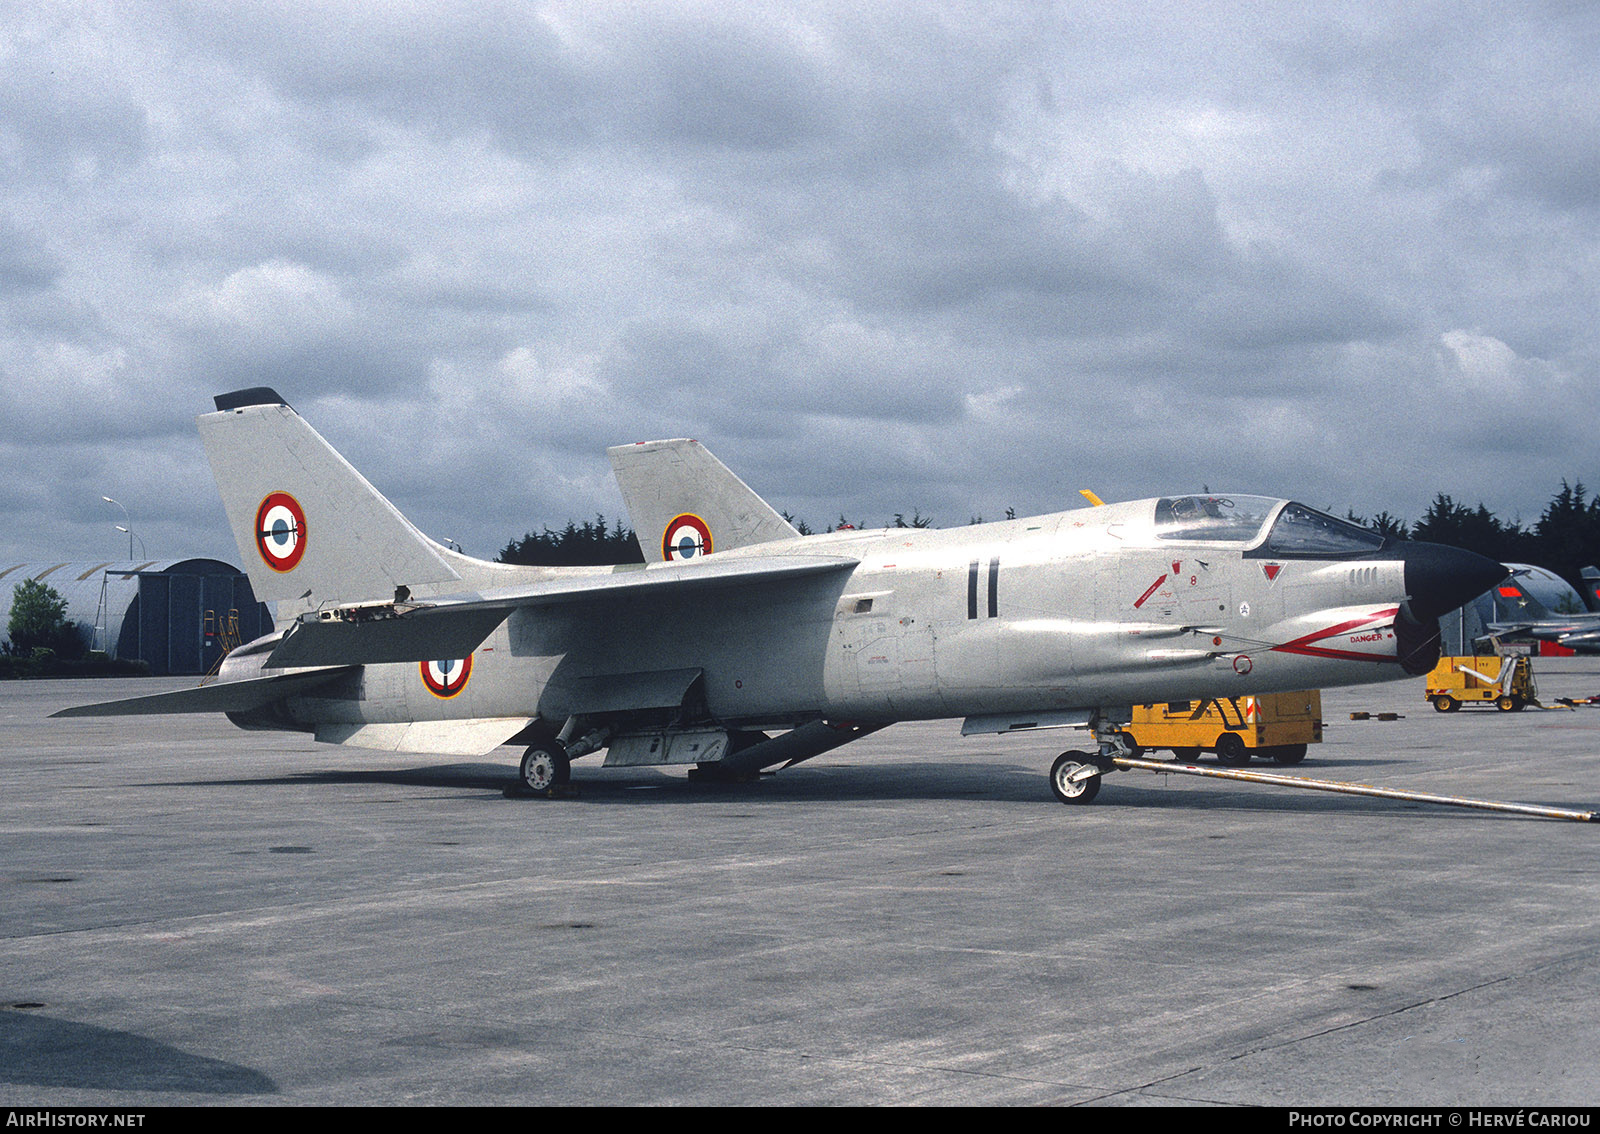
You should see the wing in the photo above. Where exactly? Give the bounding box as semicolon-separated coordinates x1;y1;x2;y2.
264;553;859;668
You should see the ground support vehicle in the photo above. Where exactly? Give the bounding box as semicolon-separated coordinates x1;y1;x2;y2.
1120;692;1323;766
1425;655;1536;713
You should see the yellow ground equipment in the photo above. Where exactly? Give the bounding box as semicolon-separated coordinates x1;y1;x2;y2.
1121;691;1323;766
1425;655;1536;713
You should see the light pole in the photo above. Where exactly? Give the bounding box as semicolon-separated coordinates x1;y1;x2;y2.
102;496;133;559
116;525;147;558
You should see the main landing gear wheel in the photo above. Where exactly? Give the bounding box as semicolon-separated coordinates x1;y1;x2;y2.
1215;733;1250;766
1432;695;1459;713
1050;751;1102;805
519;741;571;795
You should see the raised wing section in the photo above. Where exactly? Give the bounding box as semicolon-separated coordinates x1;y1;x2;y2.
608;439;800;563
50;666;356;718
266;553;859;668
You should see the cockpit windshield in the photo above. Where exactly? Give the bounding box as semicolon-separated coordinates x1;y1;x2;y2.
1264;503;1386;557
1154;495;1278;542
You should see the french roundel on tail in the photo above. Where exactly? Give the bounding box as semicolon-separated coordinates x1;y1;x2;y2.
255;492;307;572
662;514;713;561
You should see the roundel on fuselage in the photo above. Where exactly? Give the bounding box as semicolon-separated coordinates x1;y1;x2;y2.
421;655;472;698
255;491;307;572
662;513;713;561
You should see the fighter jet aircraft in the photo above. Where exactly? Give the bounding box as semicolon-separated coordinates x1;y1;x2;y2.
57;388;1505;805
1484;567;1600;653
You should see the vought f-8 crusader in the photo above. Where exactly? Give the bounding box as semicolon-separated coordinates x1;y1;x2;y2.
59;388;1505;806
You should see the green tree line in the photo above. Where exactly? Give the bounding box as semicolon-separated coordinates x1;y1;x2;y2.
499;516;645;566
1350;481;1600;593
496;510;928;565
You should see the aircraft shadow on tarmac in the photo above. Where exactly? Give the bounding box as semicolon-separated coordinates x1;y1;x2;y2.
0;1008;277;1095
137;758;1547;819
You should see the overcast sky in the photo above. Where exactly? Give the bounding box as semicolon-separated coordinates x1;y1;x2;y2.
3;0;1597;567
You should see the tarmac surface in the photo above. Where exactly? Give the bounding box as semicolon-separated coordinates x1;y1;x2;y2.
4;661;1600;1106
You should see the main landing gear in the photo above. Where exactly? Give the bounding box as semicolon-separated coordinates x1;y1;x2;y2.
517;739;571;796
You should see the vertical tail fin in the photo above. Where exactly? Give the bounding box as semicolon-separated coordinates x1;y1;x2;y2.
607;439;800;563
199;389;460;612
1496;571;1555;620
1580;566;1600;613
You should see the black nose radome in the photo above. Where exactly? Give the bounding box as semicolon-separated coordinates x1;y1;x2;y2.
1394;542;1509;622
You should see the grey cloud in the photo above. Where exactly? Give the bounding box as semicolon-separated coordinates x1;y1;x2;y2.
3;2;1598;564
0;218;60;294
0;54;148;177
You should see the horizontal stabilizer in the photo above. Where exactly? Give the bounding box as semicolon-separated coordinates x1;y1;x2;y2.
51;667;356;718
268;553;859;667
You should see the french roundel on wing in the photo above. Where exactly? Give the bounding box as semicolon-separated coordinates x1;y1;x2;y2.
421;655;473;699
254;491;307;572
661;513;713;561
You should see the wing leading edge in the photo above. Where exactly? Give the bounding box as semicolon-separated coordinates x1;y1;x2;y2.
265;553;860;668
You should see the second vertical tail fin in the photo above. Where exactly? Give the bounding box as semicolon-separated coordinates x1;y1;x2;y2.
608;439;800;563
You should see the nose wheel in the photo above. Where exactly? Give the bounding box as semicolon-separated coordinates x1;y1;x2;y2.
1050;750;1120;805
1050;753;1101;804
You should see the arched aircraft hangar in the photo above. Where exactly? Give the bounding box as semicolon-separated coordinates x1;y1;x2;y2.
0;558;271;676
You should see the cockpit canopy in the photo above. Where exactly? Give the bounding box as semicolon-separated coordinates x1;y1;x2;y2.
1154;495;1278;542
1154;495;1387;557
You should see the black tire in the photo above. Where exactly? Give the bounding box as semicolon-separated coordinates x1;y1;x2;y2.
1050;751;1101;805
1172;747;1201;762
1117;732;1143;759
1496;695;1517;712
1267;744;1308;766
1431;695;1458;713
519;741;571;794
1215;733;1250;766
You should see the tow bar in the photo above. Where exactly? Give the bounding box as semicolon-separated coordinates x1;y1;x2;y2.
1110;756;1597;823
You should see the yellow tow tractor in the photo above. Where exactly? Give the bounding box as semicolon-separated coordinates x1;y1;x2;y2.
1120;691;1323;766
1425;655;1537;713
